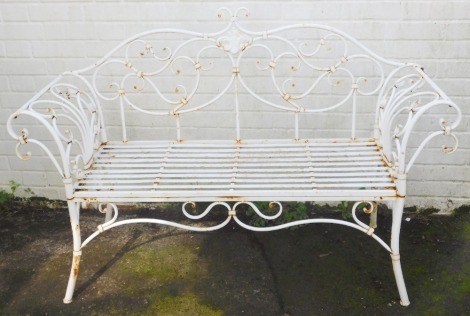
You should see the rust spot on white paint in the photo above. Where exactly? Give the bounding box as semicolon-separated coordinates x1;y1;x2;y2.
72;255;80;279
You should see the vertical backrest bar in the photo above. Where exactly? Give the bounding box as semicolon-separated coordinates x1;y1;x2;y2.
118;94;127;142
235;78;241;142
175;113;182;142
351;85;357;139
294;112;299;140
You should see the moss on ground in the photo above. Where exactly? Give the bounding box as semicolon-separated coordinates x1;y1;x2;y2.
404;208;470;315
119;244;205;284
135;293;223;316
464;222;470;241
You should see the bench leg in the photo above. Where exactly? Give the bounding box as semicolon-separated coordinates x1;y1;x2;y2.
63;201;82;304
104;203;113;223
390;198;410;306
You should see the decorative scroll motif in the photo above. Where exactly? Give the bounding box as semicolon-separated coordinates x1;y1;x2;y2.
81;6;398;140
375;65;462;174
81;201;391;253
216;29;252;54
6;74;104;179
96;11;384;111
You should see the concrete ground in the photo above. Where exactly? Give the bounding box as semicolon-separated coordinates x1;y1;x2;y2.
0;200;469;315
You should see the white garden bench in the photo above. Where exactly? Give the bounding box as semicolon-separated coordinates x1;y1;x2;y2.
7;7;461;306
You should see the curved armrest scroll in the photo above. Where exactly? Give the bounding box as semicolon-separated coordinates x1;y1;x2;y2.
7;75;105;181
376;65;462;174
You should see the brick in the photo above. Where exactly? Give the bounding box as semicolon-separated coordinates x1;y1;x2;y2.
25;0;92;2
45;58;94;74
9;75;35;92
281;1;403;21
409;165;470;182
364;40;460;60
32;41;88;58
0;59;47;75
0;23;44;40
0;93;31;109
0;156;10;170
34;75;57;90
407;180;470;198
83;40;119;58
1;4;29;22
21;171;47;186
406;197;466;211
5;41;32;58
0;171;22;186
1;0;50;2
0;42;5;57
83;3;221;22
95;23;127;41
445;23;470;40
25;186;64;200
42;22;96;40
432;79;470;97
411;149;467;166
402;2;470;21
0;76;9;91
0;123;5;140
46;172;64;186
436;61;470;78
28;4;84;21
9;155;59;173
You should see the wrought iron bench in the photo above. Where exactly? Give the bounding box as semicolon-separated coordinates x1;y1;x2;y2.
7;7;461;306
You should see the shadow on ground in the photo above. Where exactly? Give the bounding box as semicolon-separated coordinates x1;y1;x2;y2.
0;201;469;315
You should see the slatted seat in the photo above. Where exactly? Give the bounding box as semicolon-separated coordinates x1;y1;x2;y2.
75;139;396;202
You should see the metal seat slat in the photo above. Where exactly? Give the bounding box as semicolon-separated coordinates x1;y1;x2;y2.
100;139;376;149
82;170;390;180
96;150;379;159
82;166;389;175
90;161;384;169
94;154;382;164
79;177;388;185
77;182;394;191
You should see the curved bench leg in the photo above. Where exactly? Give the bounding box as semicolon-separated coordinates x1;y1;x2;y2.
390;198;410;306
63;201;82;304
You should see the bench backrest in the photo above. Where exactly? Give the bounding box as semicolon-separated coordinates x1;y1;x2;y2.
67;7;417;143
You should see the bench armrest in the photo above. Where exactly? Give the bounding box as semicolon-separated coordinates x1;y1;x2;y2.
6;73;106;184
375;64;462;175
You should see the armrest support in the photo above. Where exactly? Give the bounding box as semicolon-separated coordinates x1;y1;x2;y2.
375;64;462;174
6;73;106;183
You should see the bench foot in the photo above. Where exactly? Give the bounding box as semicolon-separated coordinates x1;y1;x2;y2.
63;201;82;304
391;252;410;306
63;251;81;304
390;199;410;306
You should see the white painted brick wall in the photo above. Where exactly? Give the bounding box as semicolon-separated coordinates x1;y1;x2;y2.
1;0;469;209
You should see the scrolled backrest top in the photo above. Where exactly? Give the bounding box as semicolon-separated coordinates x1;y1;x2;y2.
70;7;406;120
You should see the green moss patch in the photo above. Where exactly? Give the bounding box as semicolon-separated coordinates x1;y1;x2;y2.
136;293;223;316
464;223;470;241
119;244;205;283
